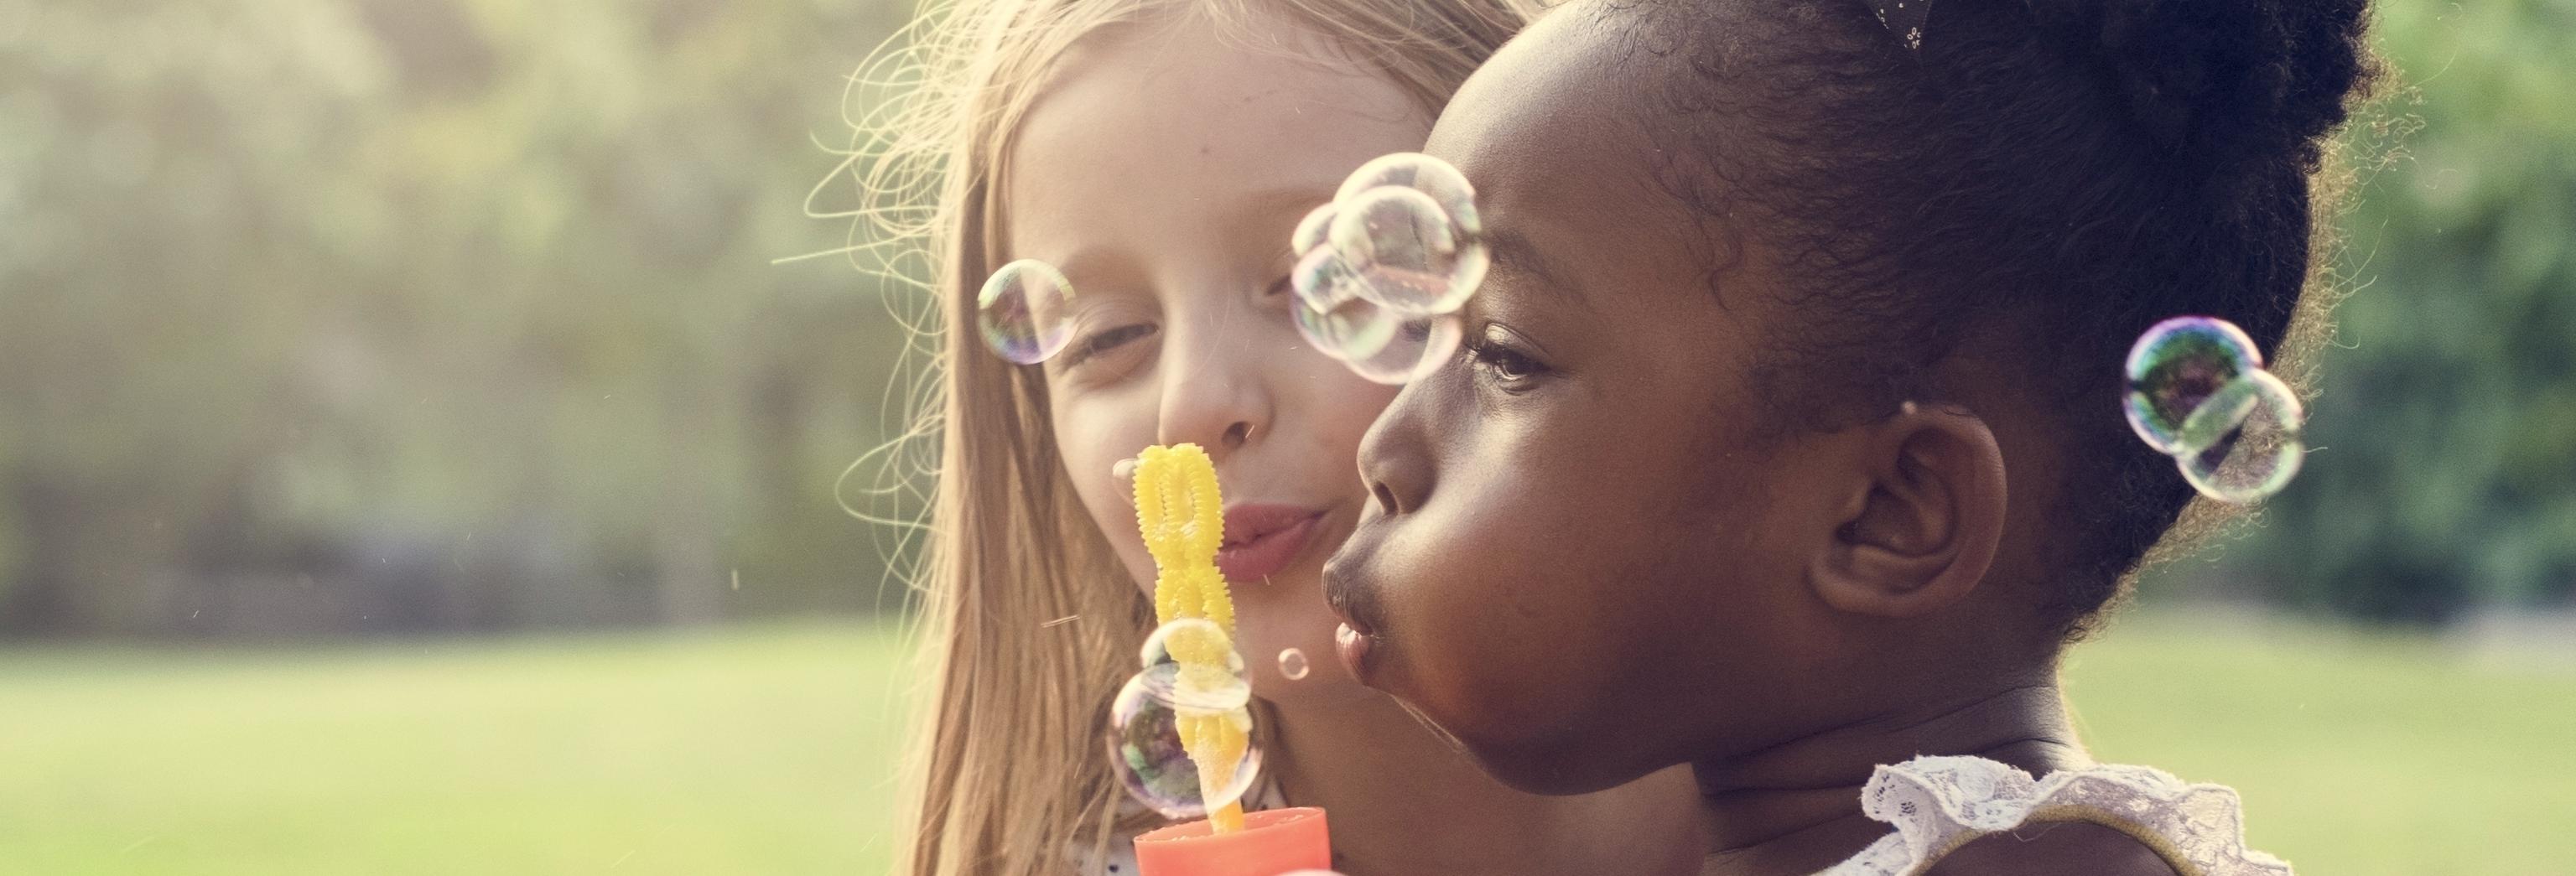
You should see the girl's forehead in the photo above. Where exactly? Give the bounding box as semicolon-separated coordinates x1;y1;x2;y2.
1004;16;1429;267
1036;18;1423;168
1430;14;1711;300
1430;8;1667;222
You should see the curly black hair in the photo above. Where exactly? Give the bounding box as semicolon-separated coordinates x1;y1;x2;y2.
1625;0;2381;639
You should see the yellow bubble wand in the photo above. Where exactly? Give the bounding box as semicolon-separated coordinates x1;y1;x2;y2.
1132;443;1249;834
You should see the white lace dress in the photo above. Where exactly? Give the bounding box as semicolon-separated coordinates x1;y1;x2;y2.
1821;755;2291;876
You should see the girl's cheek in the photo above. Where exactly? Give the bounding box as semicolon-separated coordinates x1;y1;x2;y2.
1055;397;1166;585
1303;374;1400;466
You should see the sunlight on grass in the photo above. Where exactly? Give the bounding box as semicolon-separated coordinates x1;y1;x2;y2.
2067;611;2576;876
0;624;916;876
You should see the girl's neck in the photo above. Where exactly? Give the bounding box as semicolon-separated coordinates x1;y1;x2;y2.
1691;681;2090;876
1265;690;1704;876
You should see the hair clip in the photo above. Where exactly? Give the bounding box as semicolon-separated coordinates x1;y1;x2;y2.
1866;0;1930;52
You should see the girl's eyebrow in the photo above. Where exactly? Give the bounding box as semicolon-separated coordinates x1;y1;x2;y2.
1052;245;1123;288
1233;184;1341;234
1485;225;1588;309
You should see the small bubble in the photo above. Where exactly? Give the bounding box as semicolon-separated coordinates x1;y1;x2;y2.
1140;619;1248;682
2123;317;2262;456
1109;622;1263;820
1289;152;1486;383
1343;314;1463;386
1335;152;1482;238
1327;185;1485;316
2174;369;2305;504
977;259;1077;365
1291;202;1337;256
1276;647;1310;681
1292;276;1400;363
2121;317;2307;502
1291;246;1362;314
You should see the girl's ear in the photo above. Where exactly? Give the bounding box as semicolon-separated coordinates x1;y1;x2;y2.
1808;403;2007;617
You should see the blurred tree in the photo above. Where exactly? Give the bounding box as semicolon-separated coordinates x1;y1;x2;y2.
2169;0;2576;623
0;0;917;635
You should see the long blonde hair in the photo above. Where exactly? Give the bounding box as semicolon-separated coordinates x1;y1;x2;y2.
816;0;1537;873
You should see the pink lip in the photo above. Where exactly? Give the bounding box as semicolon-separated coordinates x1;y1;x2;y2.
1214;504;1327;583
1333;622;1374;678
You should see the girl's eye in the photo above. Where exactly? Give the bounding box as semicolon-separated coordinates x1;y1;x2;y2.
1465;330;1549;388
1058;323;1157;371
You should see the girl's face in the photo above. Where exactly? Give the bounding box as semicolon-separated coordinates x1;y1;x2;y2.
1324;10;1855;794
1005;15;1431;702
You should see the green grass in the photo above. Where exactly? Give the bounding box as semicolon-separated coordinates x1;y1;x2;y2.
0;624;915;876
3;614;2569;874
2064;612;2576;876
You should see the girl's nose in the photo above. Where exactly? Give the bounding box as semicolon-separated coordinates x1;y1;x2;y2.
1154;327;1272;460
1357;386;1433;517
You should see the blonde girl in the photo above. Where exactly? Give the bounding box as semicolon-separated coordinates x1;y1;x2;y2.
823;0;1703;873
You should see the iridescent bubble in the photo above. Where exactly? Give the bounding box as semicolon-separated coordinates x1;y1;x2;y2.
1276;648;1310;681
1334;152;1482;238
1140;619;1248;682
977;259;1077;365
1291;202;1337;257
2174;369;2305;504
1343;314;1463;386
1291;246;1360;313
1292;288;1400;363
2123;317;2262;456
1106;662;1262;820
1327;186;1487;316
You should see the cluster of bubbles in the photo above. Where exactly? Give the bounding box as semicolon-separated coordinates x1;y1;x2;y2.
977;258;1077;365
973;153;1488;381
1289;153;1489;384
2122;317;2307;503
1105;619;1263;819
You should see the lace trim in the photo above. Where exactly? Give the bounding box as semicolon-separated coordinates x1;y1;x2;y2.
1820;755;2292;876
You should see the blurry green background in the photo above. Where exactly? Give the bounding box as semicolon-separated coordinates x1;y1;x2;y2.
1;0;2569;873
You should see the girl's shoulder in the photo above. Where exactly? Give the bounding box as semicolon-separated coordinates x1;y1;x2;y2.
1822;755;2291;876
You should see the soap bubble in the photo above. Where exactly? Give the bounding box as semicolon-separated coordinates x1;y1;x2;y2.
2123;317;2262;456
1276;648;1310;682
1343;314;1463;386
2174;369;2305;503
1291;246;1361;313
1292;283;1400;363
1327;188;1452;293
1327;185;1488;316
1291;202;1337;257
1140;619;1248;681
1107;662;1263;819
1335;152;1482;238
977;259;1077;365
1287;152;1485;383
